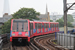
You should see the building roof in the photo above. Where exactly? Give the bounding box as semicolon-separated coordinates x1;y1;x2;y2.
38;14;48;18
0;15;13;23
0;18;3;23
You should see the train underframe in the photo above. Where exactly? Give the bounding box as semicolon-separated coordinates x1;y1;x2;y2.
11;37;30;46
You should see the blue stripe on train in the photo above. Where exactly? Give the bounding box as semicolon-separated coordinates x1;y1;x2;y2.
10;31;12;37
28;31;30;37
49;28;51;31
33;29;36;33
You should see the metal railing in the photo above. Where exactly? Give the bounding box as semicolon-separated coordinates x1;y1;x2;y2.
56;29;75;50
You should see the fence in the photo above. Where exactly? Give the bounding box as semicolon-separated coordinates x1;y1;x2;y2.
57;29;75;50
0;33;10;50
0;37;3;50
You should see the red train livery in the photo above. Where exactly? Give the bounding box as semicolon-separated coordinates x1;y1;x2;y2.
10;19;59;42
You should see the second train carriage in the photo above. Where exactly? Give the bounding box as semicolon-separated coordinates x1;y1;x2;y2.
10;19;59;43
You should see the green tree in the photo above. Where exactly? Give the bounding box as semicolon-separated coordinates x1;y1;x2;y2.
50;20;53;22
1;8;40;34
62;14;74;22
56;19;64;27
56;19;73;27
67;22;73;27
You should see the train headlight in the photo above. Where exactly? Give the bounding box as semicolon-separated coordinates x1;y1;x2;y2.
12;34;15;36
25;33;28;36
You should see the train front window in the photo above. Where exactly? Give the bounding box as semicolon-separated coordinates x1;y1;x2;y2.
12;20;28;32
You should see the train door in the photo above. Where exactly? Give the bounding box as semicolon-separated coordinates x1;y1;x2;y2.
52;23;53;32
35;23;37;34
42;23;44;33
41;23;42;33
47;23;49;32
44;23;46;32
38;23;41;33
52;23;54;32
56;24;57;32
45;23;47;32
55;24;56;32
53;24;54;32
56;24;58;31
54;24;55;32
37;23;38;33
50;23;52;32
57;24;58;31
57;24;59;31
30;23;33;37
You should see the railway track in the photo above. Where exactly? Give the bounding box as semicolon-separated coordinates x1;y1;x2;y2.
34;34;65;50
2;33;65;50
10;42;39;50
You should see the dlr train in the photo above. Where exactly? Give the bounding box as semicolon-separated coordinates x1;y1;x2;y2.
10;19;59;43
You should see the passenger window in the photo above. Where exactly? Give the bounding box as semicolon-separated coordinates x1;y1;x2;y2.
50;24;52;28
35;23;37;29
47;24;49;28
38;23;41;29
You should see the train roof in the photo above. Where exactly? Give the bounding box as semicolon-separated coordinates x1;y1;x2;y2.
12;19;59;24
30;21;59;23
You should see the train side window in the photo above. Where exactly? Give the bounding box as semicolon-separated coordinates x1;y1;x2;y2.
32;23;33;29
48;24;49;28
45;23;46;28
52;24;53;28
35;23;37;29
57;24;58;28
40;23;41;29
38;23;39;29
57;25;58;27
50;23;51;28
58;24;59;28
51;24;53;28
53;24;54;28
51;23;52;28
37;23;38;29
41;23;42;29
30;23;33;35
46;24;47;28
46;24;48;28
44;23;46;28
30;23;33;30
38;23;41;29
55;24;56;27
57;24;58;27
44;23;45;28
54;24;55;28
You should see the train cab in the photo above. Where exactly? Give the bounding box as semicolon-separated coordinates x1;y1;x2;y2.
10;19;30;42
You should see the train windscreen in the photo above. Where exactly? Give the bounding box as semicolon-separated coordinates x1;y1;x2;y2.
12;20;28;32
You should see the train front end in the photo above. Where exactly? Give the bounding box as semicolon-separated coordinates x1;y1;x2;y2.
10;19;30;43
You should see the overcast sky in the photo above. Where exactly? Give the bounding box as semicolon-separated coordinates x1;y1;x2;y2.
0;0;75;17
